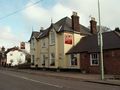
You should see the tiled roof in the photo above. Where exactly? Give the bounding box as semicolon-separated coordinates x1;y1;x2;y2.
38;17;91;38
67;30;120;54
54;17;91;35
6;47;29;54
32;31;40;38
53;17;74;32
38;26;50;38
28;31;39;42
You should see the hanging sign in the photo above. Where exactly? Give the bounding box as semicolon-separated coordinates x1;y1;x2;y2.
64;34;73;44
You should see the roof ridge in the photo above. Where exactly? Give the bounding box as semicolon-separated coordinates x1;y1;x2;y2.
62;16;68;27
54;16;70;25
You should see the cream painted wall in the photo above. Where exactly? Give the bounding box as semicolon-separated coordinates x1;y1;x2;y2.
30;36;39;67
40;37;49;67
40;38;48;53
63;32;74;68
63;32;83;69
48;29;57;68
30;29;84;69
36;39;41;67
73;33;83;45
57;33;64;68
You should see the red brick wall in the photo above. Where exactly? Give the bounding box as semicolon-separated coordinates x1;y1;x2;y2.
80;49;120;74
80;53;100;73
104;49;120;74
88;66;100;74
80;53;90;73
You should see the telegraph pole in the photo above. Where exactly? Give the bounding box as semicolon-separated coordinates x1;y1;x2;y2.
98;0;104;80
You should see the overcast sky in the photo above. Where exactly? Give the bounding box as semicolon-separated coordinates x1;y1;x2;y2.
0;0;119;48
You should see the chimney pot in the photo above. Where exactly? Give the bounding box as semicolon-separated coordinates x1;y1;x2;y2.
91;17;95;21
73;11;77;16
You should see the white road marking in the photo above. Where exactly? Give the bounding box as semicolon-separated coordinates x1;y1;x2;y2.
0;71;63;88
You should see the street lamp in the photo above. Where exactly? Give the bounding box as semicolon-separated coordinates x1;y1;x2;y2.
98;0;104;80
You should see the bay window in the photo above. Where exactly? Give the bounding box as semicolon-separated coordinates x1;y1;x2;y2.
50;53;55;66
50;31;55;45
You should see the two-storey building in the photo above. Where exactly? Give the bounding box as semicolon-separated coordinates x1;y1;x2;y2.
29;12;91;70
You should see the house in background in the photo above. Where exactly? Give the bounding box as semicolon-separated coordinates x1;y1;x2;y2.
6;47;30;66
67;27;120;74
29;12;93;70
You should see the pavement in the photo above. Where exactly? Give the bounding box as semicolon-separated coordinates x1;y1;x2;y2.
1;67;120;86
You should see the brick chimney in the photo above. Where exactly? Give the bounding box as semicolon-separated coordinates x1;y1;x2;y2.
90;17;97;34
71;12;80;32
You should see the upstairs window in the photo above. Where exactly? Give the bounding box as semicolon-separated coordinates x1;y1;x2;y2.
50;31;55;45
90;53;99;66
10;53;13;56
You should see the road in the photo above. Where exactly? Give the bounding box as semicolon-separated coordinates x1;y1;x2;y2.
0;69;119;90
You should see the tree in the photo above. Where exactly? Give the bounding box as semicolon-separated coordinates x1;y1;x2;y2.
97;26;111;33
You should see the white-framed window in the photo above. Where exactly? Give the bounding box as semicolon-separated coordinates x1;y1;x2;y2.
50;53;55;66
49;31;55;45
70;54;77;66
90;53;99;66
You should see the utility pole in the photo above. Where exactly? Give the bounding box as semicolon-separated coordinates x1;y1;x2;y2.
98;0;104;80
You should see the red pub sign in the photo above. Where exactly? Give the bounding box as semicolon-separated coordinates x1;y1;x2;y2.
64;34;73;44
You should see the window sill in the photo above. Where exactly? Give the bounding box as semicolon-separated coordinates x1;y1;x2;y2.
90;64;99;66
70;65;78;67
42;46;47;48
49;43;55;46
50;63;55;66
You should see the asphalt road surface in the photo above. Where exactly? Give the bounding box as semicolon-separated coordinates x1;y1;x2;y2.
0;69;120;90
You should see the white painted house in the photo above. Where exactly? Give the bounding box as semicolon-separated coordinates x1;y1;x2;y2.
6;48;27;66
